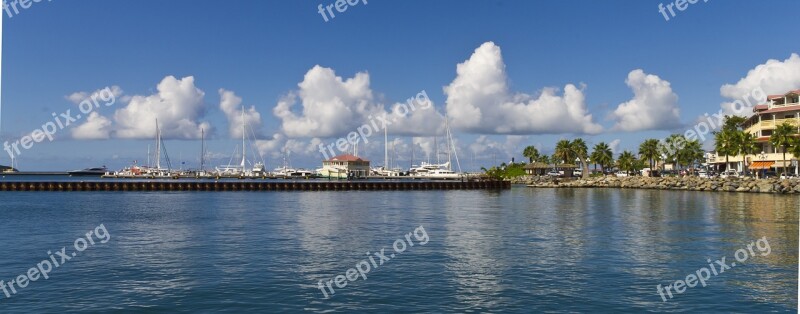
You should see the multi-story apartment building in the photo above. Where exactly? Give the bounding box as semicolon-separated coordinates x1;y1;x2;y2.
709;90;799;174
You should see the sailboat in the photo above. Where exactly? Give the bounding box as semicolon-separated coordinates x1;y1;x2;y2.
409;115;462;180
216;107;266;177
108;119;172;178
372;124;401;177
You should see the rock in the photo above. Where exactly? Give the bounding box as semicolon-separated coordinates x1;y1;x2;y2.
756;182;774;193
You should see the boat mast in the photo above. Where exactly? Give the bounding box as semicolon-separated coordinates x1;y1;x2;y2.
384;123;388;169
447;114;462;173
435;136;439;165
200;128;205;171
240;107;246;171
411;139;415;169
446;117;452;170
155;119;161;170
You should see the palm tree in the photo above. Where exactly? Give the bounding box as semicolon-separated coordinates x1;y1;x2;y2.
722;115;746;132
790;137;800;162
679;140;704;170
591;142;614;174
661;134;684;171
791;137;800;154
617;151;636;175
554;140;574;165
638;139;661;175
571;138;590;179
734;131;759;176
522;146;540;163
770;123;798;175
634;157;647;174
714;129;736;172
537;154;551;165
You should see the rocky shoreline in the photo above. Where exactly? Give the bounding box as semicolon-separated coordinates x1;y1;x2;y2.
516;176;800;194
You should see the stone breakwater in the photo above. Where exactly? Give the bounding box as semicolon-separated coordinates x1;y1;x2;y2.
0;180;511;192
519;176;800;194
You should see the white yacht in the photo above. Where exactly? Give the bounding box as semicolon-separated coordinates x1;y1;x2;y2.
215;107;267;178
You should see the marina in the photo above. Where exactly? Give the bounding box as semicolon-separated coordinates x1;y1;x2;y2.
1;1;797;312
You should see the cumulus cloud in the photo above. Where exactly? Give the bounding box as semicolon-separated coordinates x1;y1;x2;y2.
66;86;125;105
71;112;113;140
219;89;264;139
719;53;800;116
384;99;445;137
273;66;442;139
608;139;621;154
70;76;213;140
610;70;681;132
254;133;287;159
114;76;211;139
443;42;602;135
467;135;524;160
273;66;379;138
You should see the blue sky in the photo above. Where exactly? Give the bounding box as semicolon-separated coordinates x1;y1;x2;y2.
2;0;799;171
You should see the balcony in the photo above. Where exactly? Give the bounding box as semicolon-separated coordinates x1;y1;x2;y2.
754;118;799;130
710;152;796;164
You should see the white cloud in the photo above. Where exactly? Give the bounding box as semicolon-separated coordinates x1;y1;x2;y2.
467;135;524;160
70;76;212;140
65;86;125;105
719;53;800;115
273;65;442;139
608;139;621;154
71;112;113;140
443;42;602;135
611;69;681;132
113;76;211;139
384;100;445;137
219;89;263;139
273;66;381;138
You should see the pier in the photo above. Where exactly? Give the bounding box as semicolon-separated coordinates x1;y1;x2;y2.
0;180;510;192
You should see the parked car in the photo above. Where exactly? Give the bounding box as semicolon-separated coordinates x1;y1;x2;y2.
763;171;778;179
573;170;583;177
546;171;562;177
720;170;739;179
780;173;797;180
615;171;628;177
698;171;709;178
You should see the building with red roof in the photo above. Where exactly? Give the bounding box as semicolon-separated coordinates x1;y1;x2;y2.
712;90;800;175
319;154;371;178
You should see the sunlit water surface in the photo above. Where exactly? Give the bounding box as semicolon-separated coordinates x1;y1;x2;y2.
0;187;796;313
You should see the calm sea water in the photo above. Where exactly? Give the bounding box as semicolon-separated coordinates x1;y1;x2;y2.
0;187;796;313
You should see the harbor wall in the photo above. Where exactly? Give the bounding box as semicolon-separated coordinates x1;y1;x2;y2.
0;180;510;192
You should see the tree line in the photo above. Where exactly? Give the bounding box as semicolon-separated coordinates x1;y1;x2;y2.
517;116;800;179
